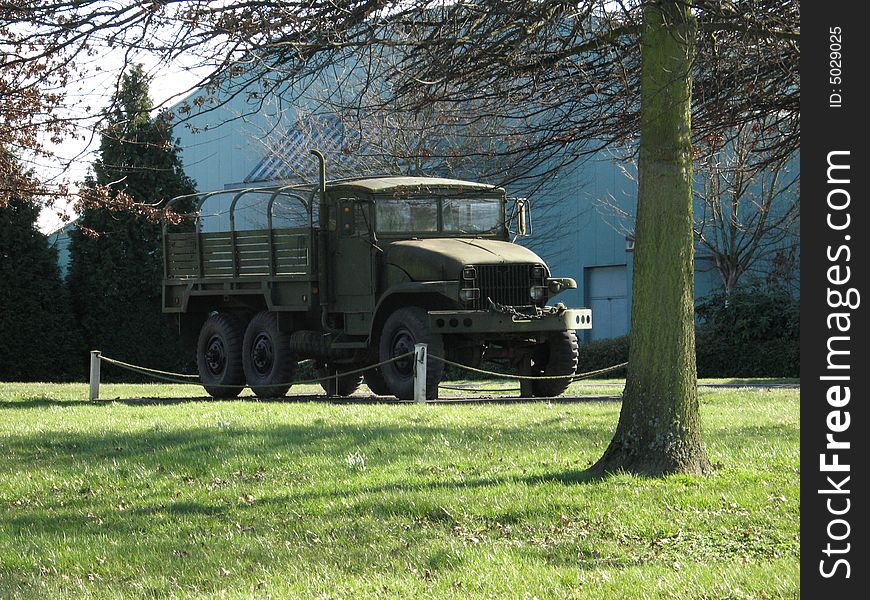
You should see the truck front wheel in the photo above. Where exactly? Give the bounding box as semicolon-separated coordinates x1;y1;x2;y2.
197;313;246;398
379;307;444;400
242;311;296;398
524;330;579;398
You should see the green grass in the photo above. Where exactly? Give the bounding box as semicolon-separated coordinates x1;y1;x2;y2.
0;380;799;599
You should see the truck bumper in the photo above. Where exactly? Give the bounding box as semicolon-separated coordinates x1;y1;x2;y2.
428;307;592;335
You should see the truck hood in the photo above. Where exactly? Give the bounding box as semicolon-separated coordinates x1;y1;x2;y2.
385;238;545;281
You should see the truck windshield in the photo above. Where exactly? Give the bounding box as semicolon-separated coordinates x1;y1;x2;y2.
442;197;503;233
376;196;503;234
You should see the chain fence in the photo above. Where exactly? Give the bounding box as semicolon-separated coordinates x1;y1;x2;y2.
431;354;627;382
90;348;791;403
98;352;414;389
89;347;629;402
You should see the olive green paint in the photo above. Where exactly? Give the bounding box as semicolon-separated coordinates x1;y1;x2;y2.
163;177;590;387
386;238;546;282
331;176;502;193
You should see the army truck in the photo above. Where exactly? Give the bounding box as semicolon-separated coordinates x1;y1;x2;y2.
162;153;591;399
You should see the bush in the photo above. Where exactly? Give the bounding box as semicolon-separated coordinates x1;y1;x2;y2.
0;198;84;381
576;336;630;378
694;285;799;378
67;66;197;382
574;286;800;379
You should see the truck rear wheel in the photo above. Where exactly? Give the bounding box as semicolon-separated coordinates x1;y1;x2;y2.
242;311;296;398
197;313;246;398
379;307;444;400
525;330;579;398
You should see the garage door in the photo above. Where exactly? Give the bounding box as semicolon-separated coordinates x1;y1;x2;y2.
586;265;628;340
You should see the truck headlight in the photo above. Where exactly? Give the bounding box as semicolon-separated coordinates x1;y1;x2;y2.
530;286;546;302
462;266;477;281
460;288;480;302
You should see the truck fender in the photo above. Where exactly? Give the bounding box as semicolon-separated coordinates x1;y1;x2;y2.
369;281;460;344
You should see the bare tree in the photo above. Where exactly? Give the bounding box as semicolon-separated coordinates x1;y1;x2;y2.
694;124;799;296
594;122;799;297
3;1;798;200
589;0;709;475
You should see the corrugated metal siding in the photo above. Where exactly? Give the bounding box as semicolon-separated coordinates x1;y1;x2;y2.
243;116;373;183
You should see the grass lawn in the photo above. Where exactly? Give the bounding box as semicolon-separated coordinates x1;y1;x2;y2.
0;380;799;599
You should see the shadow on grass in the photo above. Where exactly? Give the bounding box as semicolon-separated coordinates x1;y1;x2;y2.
702;378;799;387
0;394;357;410
1;409;792;484
1;393;621;411
2;409;755;521
0;408;798;595
1;419;606;469
2;464;607;537
0;417;613;525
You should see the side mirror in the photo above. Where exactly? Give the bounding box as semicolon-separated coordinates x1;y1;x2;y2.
515;197;531;237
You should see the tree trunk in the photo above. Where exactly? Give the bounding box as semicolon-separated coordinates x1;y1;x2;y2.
591;0;710;476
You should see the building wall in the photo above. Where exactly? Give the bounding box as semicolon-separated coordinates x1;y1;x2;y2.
523;156;635;310
47;223;75;278
172;91;293;194
517;152;798;340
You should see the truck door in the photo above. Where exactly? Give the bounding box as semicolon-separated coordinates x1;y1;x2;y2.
330;196;376;317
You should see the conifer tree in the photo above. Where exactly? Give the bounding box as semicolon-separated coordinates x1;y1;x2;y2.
0;185;82;381
67;65;197;376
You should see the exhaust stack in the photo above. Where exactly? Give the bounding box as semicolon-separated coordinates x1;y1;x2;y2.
311;149;326;195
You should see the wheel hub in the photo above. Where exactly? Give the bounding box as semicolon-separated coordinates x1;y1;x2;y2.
391;330;415;376
205;337;226;375
251;332;274;375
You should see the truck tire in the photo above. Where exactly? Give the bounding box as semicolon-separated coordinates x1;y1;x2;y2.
197;313;246;398
363;367;392;396
528;330;579;398
242;311;296;398
379;307;444;400
320;369;363;397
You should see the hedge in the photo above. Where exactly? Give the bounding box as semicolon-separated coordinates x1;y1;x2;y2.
577;286;799;379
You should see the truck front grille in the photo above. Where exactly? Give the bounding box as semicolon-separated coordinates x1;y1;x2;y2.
475;264;533;308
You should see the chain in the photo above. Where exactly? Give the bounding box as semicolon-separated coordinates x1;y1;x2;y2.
487;299;545;321
99;356;200;379
99;352;628;392
429;354;628;382
99;352;414;389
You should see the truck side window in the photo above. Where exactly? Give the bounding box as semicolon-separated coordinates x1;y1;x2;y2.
376;198;438;233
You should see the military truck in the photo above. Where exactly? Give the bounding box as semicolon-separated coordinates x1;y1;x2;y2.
162;153;591;399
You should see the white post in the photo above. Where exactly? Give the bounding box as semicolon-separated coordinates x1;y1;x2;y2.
89;350;101;401
413;343;428;403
